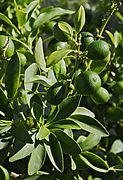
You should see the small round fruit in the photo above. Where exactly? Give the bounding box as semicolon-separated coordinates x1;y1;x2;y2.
53;23;68;42
90;87;110;104
106;106;123;122
75;71;101;95
0;165;9;180
87;40;109;60
113;80;123;95
81;31;94;51
47;82;66;105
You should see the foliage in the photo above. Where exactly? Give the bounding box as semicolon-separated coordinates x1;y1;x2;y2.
0;0;122;179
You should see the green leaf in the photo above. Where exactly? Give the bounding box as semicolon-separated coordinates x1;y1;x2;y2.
54;95;81;121
5;54;21;99
58;21;73;36
0;13;20;34
110;139;123;154
105;30;114;45
27;75;53;88
72;107;95;118
26;0;38;20
30;93;43;122
24;63;38;105
49;119;80;129
12;120;33;144
90;52;110;74
0;88;8;112
77;133;101;151
114;30;122;48
52;129;81;155
0;126;11;134
16;8;26;28
9;140;34;162
74;5;85;33
33;7;74;30
0;165;9;180
0;139;9;150
80;151;109;172
53;59;67;79
69;115;109;137
34;37;47;72
74;152;109;172
36;126;50;141
28;144;46;175
115;11;123;22
44;133;64;172
46;49;73;68
12;38;33;54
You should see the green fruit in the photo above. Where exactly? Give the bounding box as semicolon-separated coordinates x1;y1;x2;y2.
106;106;123;122
53;23;69;42
47;39;68;55
75;71;101;95
115;71;123;81
113;80;123;95
0;35;15;58
47;82;66;105
81;31;94;51
0;165;9;180
91;87;110;104
87;40;109;60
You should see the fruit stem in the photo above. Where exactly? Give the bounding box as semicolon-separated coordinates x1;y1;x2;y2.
99;2;120;37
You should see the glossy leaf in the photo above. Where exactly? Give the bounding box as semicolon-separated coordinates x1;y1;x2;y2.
59;21;73;36
30;93;43;121
52;129;81;155
114;30;122;48
27;75;53;87
69;115;109;137
0;120;12;134
12;120;33;144
34;37;47;72
12;37;33;54
49;119;80;129
0;165;9;180
71;107;95;118
44;133;64;172
28;144;46;175
74;5;85;33
9;140;34;162
33;7;74;30
26;0;38;20
80;151;109;172
105;30;114;45
77;133;101;151
24;63;38;105
110;139;123;154
54;95;81;121
16;8;26;27
0;88;8;113
36;126;50;141
0;13;20;34
5;54;21;98
46;49;73;68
